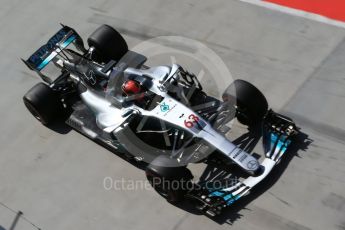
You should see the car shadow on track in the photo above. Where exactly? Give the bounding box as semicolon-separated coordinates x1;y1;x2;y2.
173;127;312;225
47;114;312;224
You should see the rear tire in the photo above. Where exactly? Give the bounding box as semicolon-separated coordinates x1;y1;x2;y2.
223;79;268;125
87;24;128;62
146;157;193;203
23;83;63;125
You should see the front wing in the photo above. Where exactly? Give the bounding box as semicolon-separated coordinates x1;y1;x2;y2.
186;110;299;216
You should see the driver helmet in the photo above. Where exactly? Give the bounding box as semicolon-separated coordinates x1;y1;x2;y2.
121;79;143;97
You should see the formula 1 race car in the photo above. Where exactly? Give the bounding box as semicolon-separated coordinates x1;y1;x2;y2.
22;24;299;216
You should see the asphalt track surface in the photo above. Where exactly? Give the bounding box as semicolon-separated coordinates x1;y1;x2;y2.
0;0;345;230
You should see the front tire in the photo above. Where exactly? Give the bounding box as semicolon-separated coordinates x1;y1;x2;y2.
146;157;193;203
23;83;63;125
223;79;268;125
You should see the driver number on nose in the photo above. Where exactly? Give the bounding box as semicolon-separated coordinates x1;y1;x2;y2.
184;114;206;133
184;114;199;128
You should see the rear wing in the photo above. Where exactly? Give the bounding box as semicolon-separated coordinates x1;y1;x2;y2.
22;25;86;82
